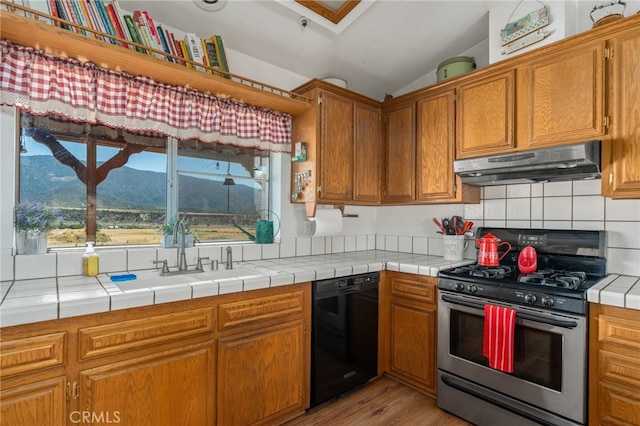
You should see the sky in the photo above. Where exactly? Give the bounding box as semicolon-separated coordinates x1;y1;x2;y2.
22;136;256;178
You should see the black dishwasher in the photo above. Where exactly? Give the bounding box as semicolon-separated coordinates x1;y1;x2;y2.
311;271;379;407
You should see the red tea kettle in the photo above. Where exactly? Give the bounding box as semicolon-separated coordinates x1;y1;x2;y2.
476;233;512;267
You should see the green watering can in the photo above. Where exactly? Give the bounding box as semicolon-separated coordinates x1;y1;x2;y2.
232;211;280;244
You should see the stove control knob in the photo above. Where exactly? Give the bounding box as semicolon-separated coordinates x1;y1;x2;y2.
541;297;554;307
468;285;478;294
524;294;537;304
455;282;465;292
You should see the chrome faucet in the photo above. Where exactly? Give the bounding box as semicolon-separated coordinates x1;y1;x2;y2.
173;217;188;271
225;246;233;269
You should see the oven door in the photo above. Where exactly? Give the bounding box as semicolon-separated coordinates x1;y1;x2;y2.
437;291;588;425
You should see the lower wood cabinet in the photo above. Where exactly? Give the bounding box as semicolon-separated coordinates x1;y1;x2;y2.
0;283;311;426
79;342;214;425
382;272;438;397
217;320;307;425
589;303;640;425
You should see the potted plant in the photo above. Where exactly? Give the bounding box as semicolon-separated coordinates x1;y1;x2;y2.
159;213;196;248
14;202;62;255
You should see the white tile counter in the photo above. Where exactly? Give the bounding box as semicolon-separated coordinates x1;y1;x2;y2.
587;274;640;310
0;250;473;327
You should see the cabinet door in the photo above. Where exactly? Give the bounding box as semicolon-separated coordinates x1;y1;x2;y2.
79;342;214;426
456;70;515;158
383;101;416;203
416;89;458;201
353;102;381;203
1;376;67;426
319;91;353;202
603;30;640;198
217;320;306;426
519;42;607;148
389;299;437;395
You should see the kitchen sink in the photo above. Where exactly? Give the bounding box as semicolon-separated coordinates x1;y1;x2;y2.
108;266;266;291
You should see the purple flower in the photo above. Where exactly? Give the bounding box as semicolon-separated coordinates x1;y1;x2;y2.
15;202;62;232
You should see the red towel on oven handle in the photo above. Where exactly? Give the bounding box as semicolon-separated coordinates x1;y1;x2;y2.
483;304;517;373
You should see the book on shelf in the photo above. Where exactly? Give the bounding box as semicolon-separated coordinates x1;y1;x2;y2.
156;23;174;62
53;0;75;31
123;14;147;54
203;38;220;73
178;40;193;69
94;0;117;44
184;32;206;71
105;3;130;48
213;35;230;78
67;0;91;36
84;0;107;41
133;10;164;59
110;0;134;48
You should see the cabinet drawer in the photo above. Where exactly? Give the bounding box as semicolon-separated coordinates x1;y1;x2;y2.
79;308;214;360
598;381;640;425
0;332;66;378
598;315;640;350
600;350;640;388
218;290;305;331
390;277;436;304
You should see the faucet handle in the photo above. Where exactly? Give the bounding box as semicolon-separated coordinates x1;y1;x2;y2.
154;260;169;275
196;256;209;271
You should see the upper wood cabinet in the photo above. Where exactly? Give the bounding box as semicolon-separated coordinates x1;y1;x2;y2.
455;70;515;158
416;88;480;203
319;91;354;202
383;100;416;203
602;27;640;199
517;41;608;149
291;80;382;213
354;102;382;203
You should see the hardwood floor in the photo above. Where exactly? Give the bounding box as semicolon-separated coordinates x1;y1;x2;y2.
284;375;473;426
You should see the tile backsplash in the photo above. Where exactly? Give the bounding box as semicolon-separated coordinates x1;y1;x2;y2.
3;179;639;281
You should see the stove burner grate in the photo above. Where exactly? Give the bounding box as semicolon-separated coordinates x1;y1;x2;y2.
518;270;588;290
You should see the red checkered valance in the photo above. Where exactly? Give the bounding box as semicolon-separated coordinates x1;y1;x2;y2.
0;40;291;152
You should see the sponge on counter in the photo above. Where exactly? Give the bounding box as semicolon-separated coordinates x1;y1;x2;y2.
109;274;137;282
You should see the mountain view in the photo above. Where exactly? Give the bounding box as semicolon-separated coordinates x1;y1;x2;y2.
20;155;259;214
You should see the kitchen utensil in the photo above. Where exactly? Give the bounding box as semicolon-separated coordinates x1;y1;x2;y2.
476;233;512;267
591;0;626;27
452;216;464;235
518;245;538;274
433;217;447;234
463;220;474;234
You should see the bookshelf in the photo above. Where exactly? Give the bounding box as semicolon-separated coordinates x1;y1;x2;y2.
0;2;312;115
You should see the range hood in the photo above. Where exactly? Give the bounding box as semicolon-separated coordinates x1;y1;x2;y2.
454;141;601;186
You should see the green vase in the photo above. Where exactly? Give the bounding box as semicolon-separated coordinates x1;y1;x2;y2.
16;230;47;255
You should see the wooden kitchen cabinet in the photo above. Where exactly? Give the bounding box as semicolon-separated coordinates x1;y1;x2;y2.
383;272;438;397
216;288;310;425
589;303;640;425
382;99;416;203
353;102;382;203
0;332;67;426
516;41;608;149
455;70;515;158
291;80;382;213
416;88;480;203
0;283;311;426
76;308;216;425
602;26;640;199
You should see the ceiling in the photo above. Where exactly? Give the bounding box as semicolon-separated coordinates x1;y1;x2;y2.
119;1;492;101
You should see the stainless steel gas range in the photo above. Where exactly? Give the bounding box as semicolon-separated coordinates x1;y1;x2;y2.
437;227;606;426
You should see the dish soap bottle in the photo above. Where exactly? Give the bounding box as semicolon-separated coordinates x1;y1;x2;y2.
83;242;99;276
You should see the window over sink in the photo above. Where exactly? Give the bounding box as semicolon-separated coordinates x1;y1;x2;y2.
17;114;271;248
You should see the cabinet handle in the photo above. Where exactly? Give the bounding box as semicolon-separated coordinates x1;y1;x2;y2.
66;381;79;400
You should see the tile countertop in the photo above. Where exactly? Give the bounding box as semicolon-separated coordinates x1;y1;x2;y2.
0;250;473;327
1;250;638;328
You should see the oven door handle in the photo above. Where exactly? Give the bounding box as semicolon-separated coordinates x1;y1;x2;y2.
441;295;578;329
440;374;557;426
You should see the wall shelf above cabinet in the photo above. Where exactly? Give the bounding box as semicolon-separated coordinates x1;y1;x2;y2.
0;9;312;116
